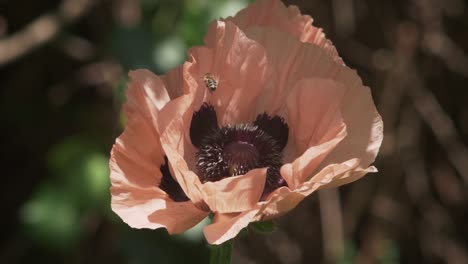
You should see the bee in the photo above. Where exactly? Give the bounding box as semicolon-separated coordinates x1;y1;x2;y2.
203;73;218;93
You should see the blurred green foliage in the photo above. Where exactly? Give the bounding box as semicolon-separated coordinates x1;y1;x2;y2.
250;220;277;233
112;0;251;74
21;137;110;249
338;239;400;264
378;240;400;264
338;240;358;264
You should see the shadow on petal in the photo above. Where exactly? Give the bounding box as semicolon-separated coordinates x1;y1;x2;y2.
203;210;260;245
148;200;209;234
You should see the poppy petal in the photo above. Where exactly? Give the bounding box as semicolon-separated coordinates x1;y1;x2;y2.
225;0;341;62
279;78;348;189
203;210;260;245
201;168;267;214
316;84;384;178
192;20;270;125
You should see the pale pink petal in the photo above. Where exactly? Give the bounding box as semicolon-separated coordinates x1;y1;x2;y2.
189;21;270;125
279;78;348;189
111;119;208;234
161;65;185;99
319;166;377;190
110;116;164;189
157;93;206;204
112;187;208;234
201;168;267;214
240;27;360;115
147;200;209;234
111;70;171;191
111;118;206;233
258;159;367;220
126;70;171;131
111;187;169;229
316;84;384;177
280;134;346;190
111;68;209;233
203;210;260;245
223;0;341;63
256;187;305;221
239;27;382;186
283;79;347;156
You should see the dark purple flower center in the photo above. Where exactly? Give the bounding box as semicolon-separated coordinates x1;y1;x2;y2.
223;141;259;175
190;103;289;200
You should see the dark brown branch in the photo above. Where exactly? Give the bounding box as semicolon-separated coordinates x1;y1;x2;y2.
0;0;95;65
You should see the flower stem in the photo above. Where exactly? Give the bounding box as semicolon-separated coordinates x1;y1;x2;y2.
209;239;233;264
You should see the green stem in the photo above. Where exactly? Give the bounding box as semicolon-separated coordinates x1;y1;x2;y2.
209;239;234;264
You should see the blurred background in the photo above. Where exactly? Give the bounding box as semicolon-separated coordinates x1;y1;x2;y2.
1;0;467;263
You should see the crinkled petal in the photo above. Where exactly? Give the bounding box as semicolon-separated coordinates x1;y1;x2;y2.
147;200;209;234
223;0;341;63
157;93;206;204
203;210;260;245
111;69;174;193
190;20;270;125
319;165;378;190
126;70;171;131
112;187;208;234
111;68;207;232
316;84;384;178
280;133;346;190
258;159;369;220
256;186;305;221
161;65;185;99
241;27;353;114
279;78;347;189
110;116;164;189
201;168;267;213
242;26;382;185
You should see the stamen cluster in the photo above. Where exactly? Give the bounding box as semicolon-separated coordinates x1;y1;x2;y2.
190;103;289;199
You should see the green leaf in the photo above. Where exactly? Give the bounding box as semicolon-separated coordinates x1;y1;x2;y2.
250;220;276;233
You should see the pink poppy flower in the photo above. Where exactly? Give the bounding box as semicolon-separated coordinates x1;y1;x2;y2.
110;0;383;245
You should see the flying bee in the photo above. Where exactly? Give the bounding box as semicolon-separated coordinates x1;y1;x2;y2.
203;73;218;93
